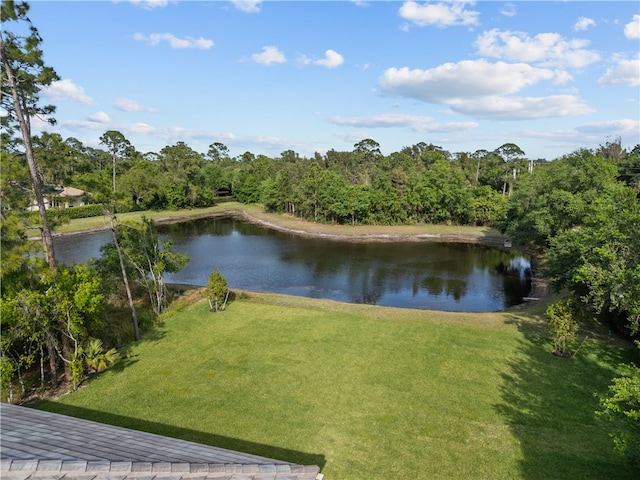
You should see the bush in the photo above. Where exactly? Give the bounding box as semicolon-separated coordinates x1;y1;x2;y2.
597;360;640;464
546;298;580;357
52;204;105;220
29;203;135;224
205;267;229;312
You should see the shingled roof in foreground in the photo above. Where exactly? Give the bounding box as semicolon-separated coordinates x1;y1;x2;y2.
0;403;322;480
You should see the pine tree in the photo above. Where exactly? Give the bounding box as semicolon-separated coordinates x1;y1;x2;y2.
1;0;60;269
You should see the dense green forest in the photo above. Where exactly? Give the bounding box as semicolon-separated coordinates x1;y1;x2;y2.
7;129;640;227
2;0;639;462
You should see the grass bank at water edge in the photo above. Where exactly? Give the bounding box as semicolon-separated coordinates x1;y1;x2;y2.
33;292;638;479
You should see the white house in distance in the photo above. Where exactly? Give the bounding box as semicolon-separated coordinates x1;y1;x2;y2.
28;186;90;211
51;186;88;208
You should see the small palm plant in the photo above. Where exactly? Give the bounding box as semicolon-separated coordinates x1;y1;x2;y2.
84;337;121;374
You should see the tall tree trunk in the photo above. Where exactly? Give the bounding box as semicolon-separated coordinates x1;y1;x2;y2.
46;334;58;388
40;344;46;389
61;329;72;382
112;154;117;193
109;213;140;341
1;47;56;269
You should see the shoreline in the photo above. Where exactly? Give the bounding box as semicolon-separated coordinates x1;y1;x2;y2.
49;204;508;245
167;208;550;307
49;207;512;248
234;210;508;245
48;205;550;305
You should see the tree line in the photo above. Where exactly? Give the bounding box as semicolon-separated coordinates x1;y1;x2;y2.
7;133;548;227
8;125;640;231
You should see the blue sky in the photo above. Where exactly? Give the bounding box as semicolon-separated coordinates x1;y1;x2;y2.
27;1;640;160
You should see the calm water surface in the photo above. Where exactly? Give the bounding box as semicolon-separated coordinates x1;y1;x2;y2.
54;217;531;312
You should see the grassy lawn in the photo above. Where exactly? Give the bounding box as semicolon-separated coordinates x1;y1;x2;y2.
46;205;234;235
33;292;638;479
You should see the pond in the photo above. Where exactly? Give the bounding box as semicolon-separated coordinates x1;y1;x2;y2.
54;216;532;312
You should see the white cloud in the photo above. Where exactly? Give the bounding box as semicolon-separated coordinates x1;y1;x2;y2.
29;116;56;131
314;50;344;68
378;60;592;120
598;56;640;87
399;1;479;28
576;119;640;136
88;111;110;123
379;60;563;103
231;1;261;13
329;113;477;132
251;46;286;65
243;134;293;149
114;98;154;112
42;79;94;104
331;113;434;128
124;123;157;136
574;17;595;31
129;0;168;9
515;127;582;143
475;29;600;68
448;95;593;119
48;116;251;154
62;119;109;131
419;121;479;132
336;130;372;145
499;3;516;18
624;14;640;39
133;32;214;49
297;55;311;66
59;119;232;149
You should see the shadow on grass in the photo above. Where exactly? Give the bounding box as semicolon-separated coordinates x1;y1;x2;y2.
98;321;166;376
497;311;639;479
31;401;325;470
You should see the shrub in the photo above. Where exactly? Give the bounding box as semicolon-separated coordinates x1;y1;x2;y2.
597;359;640;464
546;298;579;357
205;267;229;312
29;203;135;224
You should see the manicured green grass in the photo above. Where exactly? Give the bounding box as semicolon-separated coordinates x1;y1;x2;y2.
47;205;230;234
33;293;638;479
